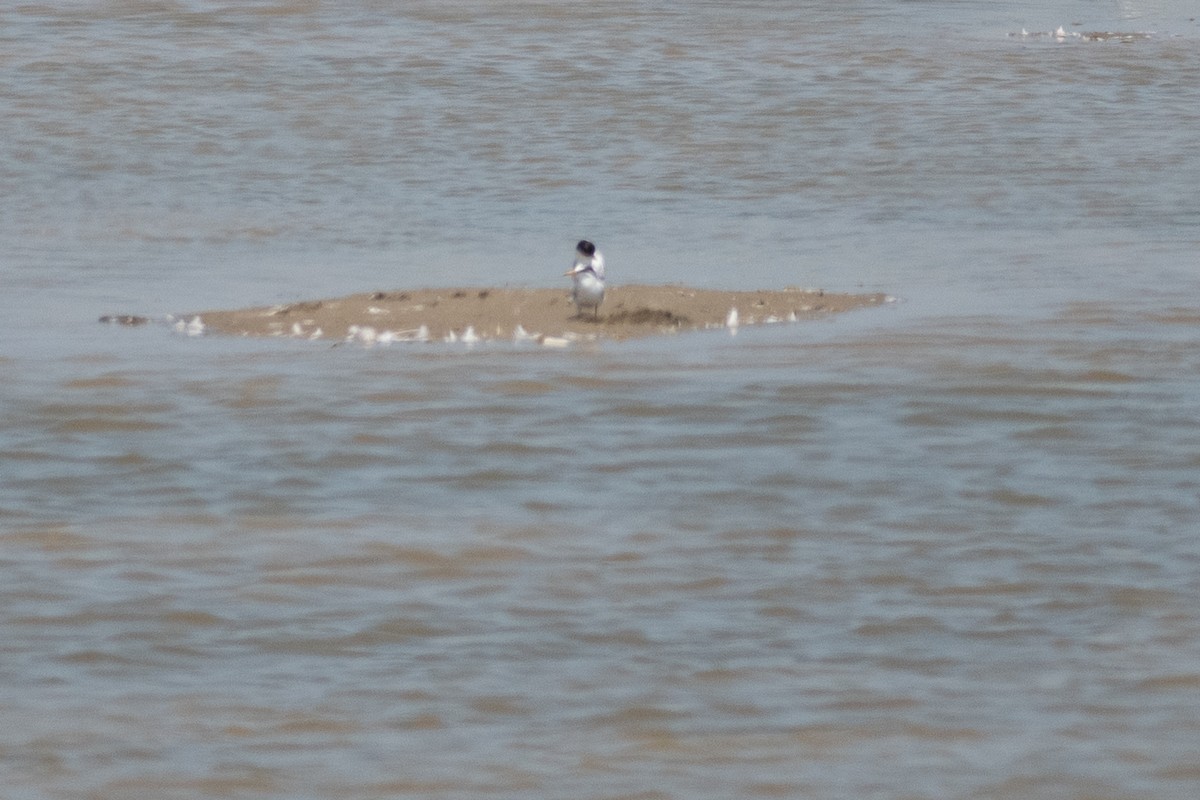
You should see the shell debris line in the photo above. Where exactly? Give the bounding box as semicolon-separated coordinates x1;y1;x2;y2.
171;315;205;337
105;285;892;347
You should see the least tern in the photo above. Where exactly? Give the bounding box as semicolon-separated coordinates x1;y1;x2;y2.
564;239;606;319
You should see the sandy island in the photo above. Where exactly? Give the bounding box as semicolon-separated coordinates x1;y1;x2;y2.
105;285;892;345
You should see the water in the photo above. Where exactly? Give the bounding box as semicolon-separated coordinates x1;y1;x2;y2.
3;1;1200;797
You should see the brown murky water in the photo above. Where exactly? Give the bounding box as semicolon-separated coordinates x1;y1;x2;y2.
3;2;1199;798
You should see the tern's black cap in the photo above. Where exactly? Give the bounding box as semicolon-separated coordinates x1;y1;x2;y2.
576;240;596;257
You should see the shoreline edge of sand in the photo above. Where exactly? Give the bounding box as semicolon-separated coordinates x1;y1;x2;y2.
104;284;895;345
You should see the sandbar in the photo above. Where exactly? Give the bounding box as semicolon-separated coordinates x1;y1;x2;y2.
113;285;892;345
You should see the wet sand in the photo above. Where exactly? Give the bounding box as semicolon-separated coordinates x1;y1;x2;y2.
172;285;890;345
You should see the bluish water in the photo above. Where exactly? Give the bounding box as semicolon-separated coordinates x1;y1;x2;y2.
2;2;1199;798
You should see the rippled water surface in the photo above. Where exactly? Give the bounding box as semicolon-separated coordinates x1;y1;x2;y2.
3;2;1200;798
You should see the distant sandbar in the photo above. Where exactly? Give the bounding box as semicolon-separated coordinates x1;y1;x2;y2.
111;285;893;345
